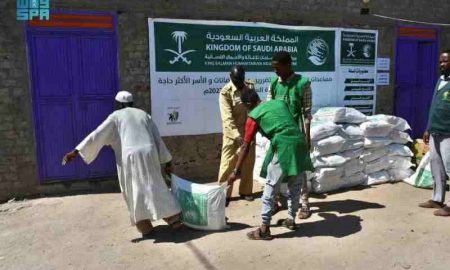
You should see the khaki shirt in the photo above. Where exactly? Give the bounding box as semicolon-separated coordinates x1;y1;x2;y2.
219;80;255;139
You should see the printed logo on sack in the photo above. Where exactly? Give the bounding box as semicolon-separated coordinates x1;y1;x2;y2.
307;37;329;66
164;31;196;65
167;108;181;125
17;0;50;20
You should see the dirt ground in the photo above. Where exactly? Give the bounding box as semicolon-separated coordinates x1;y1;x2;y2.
1;181;450;270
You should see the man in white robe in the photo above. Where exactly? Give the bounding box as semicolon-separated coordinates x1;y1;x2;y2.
63;91;182;237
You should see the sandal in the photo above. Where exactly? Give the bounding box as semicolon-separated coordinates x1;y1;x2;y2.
247;227;273;240
277;218;296;230
241;195;254;202
298;204;311;220
169;220;183;230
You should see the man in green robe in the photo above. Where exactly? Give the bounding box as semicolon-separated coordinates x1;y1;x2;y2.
228;89;314;240
268;51;313;219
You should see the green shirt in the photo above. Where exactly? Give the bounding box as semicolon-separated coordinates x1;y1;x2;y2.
427;78;450;135
249;100;314;178
269;74;311;132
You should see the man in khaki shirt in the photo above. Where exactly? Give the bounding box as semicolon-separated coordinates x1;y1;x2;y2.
218;66;255;204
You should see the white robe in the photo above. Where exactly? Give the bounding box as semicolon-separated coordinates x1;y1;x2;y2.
76;107;181;224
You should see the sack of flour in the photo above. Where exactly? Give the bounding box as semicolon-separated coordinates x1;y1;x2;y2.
389;156;414;170
361;147;388;163
366;170;392;185
389;168;414;181
404;152;433;189
367;114;411;131
341;147;364;160
388;130;413;144
312;135;346;156
339;124;364;140
342;139;365;151
313;154;348;168
314;107;367;124
364;137;393;148
344;158;364;176
311;120;340;141
387;144;414;157
172;175;227;231
360;120;395;137
365;156;391;174
311;167;345;193
343;172;367;187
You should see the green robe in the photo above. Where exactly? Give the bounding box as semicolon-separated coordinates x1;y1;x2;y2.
249;100;314;178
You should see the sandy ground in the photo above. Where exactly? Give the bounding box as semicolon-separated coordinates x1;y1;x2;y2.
1;181;450;270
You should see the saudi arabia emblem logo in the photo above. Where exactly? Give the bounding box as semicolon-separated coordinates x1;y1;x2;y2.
307;38;329;66
165;31;196;65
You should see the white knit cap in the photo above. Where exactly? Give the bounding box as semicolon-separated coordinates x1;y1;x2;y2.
115;91;133;103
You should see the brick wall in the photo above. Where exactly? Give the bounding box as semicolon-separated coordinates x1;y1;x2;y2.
1;0;450;201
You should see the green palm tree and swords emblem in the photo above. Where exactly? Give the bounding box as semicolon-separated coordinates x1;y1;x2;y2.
165;31;196;64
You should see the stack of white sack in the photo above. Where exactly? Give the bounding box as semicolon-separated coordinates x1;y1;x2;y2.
362;114;414;185
311;108;367;193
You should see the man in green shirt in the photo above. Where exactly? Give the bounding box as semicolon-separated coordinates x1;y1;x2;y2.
419;50;450;216
228;90;314;240
268;51;313;219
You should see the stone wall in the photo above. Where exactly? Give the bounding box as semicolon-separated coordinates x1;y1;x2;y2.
1;0;450;201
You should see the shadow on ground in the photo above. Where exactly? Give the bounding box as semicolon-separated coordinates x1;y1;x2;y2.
310;199;385;214
274;199;385;239
275;213;363;238
131;222;251;244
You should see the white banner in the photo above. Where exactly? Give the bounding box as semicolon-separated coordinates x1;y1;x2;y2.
149;18;378;136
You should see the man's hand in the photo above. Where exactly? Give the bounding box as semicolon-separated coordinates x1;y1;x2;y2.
423;131;430;145
63;150;78;165
227;172;238;186
235;136;244;146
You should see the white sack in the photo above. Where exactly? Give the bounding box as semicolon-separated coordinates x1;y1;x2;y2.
367;114;411;131
360;120;395;137
386;144;414;157
311;120;340;141
365;156;391;174
312;135;346;156
388;130;413;144
366;170;392;185
313;107;367;124
172;175;227;231
389;156;414;170
313;154;348;168
361;147;388;163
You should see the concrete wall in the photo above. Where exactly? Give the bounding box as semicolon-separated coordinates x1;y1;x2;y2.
1;0;450;202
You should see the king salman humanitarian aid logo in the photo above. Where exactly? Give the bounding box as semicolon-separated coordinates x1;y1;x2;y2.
164;31;196;65
307;38;329;66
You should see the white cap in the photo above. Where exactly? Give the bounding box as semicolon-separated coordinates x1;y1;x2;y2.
115;91;133;103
